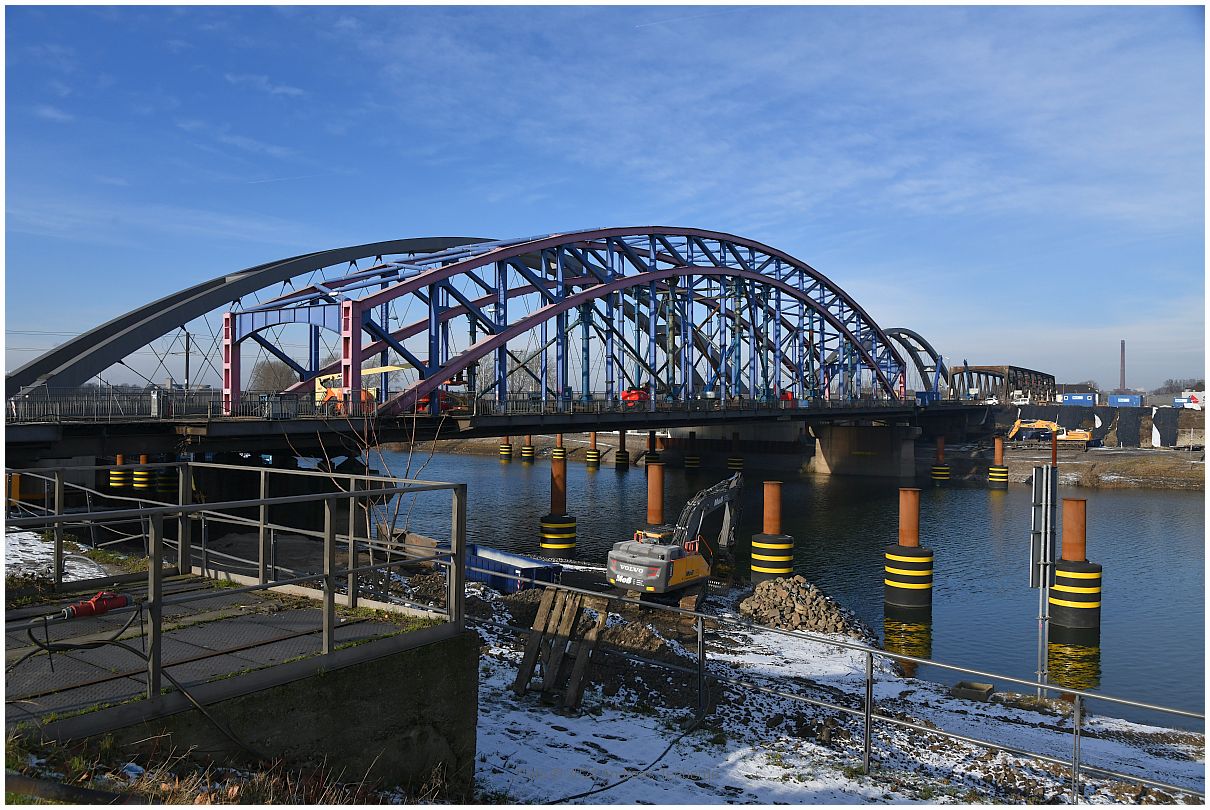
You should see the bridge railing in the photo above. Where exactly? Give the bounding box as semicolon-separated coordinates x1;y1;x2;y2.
6;461;469;706
6;387;924;424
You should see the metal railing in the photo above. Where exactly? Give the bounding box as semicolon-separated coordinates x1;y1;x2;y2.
6;462;468;704
6;388;924;424
462;567;1204;804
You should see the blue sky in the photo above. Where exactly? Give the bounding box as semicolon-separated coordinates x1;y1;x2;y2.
5;5;1204;390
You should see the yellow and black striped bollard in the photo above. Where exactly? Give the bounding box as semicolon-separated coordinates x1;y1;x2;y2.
727;456;744;471
520;445;535;463
156;465;176;499
614;449;630;470
684;454;700;470
585;448;601;467
931;436;949;486
884;488;933;611
1049;498;1101;644
751;483;793;583
988;436;1008;490
109;453;130;491
539;514;577;555
499;441;513;462
540;439;576;555
132;454;152;494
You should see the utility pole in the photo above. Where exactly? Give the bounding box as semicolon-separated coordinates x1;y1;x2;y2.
183;329;191;391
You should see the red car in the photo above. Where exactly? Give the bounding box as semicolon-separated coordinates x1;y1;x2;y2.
621;387;651;408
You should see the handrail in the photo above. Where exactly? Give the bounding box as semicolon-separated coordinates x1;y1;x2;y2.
459;564;1204;803
6;461;468;708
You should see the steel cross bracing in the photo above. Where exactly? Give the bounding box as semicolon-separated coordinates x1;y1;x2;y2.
217;228;907;415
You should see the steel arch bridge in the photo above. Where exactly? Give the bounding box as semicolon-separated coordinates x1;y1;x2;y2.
884;327;952;396
9;227;915;416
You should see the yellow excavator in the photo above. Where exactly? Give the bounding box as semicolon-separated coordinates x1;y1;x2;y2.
313;364;410;412
606;474;743;609
1007;419;1094;444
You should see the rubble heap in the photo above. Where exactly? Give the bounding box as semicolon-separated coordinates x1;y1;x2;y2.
739;575;876;643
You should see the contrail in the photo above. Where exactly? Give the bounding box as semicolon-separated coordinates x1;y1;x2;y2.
246;172;339;185
634;8;750;29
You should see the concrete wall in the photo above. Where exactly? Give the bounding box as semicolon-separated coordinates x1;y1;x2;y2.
60;628;479;800
806;424;919;478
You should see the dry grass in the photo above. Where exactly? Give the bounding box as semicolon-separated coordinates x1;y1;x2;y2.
6;729;451;804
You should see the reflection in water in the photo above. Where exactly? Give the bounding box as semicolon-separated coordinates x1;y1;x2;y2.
1048;641;1102;692
884;608;933;678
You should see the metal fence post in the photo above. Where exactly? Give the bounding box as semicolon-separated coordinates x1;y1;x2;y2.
696;615;707;717
177;463;193;575
448;484;467;631
1071;695;1083;804
200;515;209;575
147;513;164;699
52;470;65;588
323;499;336;654
863;650;874;774
258;468;269;584
347;475;358;609
270;528;277;581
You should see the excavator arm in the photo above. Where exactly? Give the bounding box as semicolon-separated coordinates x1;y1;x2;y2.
672;473;743;566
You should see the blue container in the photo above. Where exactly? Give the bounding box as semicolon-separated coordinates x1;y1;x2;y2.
462;544;562;594
1109;394;1142;408
1062;393;1096;405
915;391;941;406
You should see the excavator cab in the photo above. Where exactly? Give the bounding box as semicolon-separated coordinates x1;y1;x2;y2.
606;474;742;598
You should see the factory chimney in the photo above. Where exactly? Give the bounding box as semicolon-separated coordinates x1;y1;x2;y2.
1119;339;1126;392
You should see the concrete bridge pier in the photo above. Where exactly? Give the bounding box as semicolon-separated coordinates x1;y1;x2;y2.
806;424;920;478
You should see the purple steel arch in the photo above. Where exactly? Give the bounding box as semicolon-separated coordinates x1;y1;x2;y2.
379;265;882;414
221;227;907;413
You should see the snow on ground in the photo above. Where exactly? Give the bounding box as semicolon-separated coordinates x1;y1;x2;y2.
471;581;1204;804
6;531;108;581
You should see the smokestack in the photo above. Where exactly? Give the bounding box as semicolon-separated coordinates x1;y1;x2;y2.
1120;339;1126;392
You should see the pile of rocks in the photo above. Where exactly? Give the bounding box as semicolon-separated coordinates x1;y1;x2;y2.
739;575;875;642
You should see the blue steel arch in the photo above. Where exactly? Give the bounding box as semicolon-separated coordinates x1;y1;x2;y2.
221;227;908;414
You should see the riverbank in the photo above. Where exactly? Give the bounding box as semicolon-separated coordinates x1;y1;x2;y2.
5;532;1201;803
378;435;1205;490
469;567;1203;804
1004;446;1204;491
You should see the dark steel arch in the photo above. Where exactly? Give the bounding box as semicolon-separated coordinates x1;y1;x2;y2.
885;327;950;393
5;236;492;397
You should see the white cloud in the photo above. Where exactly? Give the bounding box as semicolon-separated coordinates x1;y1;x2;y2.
214;130;296;159
223;73;305;97
7;195;318;249
33;104;74;123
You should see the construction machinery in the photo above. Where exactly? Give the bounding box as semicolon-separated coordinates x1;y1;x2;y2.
606;473;742;608
1007;419;1096;446
313;364;410;410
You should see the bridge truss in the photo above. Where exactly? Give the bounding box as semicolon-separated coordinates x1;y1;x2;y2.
7;227;915;416
224;228;907;415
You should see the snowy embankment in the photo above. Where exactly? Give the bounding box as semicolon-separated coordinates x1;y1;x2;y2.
469;578;1203;804
6;531;108;581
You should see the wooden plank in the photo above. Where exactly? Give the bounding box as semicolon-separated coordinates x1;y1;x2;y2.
540;592;582;694
562;598;612;712
511;587;558;695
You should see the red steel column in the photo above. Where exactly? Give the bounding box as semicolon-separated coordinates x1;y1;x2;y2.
647;463;665;525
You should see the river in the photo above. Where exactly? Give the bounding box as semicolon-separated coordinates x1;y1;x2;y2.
374;448;1204;727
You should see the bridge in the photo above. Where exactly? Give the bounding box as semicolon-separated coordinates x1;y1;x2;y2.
7;227;992;465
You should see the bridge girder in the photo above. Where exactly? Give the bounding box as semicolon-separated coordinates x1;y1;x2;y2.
222;228;908;412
